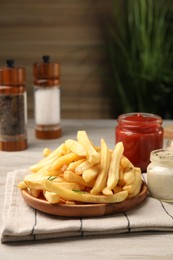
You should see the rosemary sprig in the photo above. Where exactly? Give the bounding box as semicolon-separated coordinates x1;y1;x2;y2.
47;176;57;181
72;190;88;194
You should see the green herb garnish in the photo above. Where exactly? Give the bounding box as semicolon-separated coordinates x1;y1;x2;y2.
72;190;88;194
47;176;57;181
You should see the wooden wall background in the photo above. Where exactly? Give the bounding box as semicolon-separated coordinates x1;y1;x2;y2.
0;0;112;119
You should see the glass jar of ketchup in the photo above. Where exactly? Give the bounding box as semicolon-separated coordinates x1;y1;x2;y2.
116;113;163;172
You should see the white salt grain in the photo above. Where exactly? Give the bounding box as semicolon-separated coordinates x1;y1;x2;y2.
35;86;60;125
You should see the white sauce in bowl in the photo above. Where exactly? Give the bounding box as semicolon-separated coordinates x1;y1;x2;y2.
147;149;173;202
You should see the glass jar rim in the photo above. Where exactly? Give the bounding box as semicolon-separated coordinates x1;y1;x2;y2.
117;112;162;125
150;149;173;165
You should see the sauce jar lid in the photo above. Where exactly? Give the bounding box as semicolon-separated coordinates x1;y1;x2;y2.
150;149;173;166
117;112;162;132
33;55;60;86
0;60;26;86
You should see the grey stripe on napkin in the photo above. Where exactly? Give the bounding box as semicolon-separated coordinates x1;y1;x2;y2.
1;170;173;243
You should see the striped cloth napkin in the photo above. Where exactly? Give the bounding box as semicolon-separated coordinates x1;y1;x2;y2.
1;169;173;243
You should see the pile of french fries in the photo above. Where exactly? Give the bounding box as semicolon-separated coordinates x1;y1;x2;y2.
18;131;142;205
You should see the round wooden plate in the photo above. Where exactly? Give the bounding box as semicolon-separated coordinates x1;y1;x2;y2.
21;181;147;217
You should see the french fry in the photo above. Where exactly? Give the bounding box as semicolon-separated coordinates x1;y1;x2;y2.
42;148;52;157
24;175;48;190
67;159;86;172
36;168;63;177
120;156;130;168
77;131;99;164
120;155;134;171
43;179;81;203
123;167;135;185
65;139;87;156
51;152;82;170
82;165;99;183
44;179;128;204
65;200;76;205
23;174;64;190
123;169;142;198
102;187;113;195
90;138;110;194
63;170;89;189
118;166;125;187
43;190;60;204
107;142;124;190
134;167;141;173
18;181;27;190
27;188;41;198
75;160;96;175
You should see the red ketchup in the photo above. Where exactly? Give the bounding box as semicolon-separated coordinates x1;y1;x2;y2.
116;113;163;172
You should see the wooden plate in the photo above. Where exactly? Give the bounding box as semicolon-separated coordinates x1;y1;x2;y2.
21;181;147;217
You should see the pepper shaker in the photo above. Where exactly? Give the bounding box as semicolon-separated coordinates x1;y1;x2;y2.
0;60;28;151
33;55;61;139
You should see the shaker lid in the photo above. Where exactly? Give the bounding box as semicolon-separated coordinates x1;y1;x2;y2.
33;55;60;86
0;59;26;86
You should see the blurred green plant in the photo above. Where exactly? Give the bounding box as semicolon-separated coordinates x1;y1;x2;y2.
103;0;173;118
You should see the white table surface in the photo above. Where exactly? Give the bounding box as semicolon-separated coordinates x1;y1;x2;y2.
0;119;173;260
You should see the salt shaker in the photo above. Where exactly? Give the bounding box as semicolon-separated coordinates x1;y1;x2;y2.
0;59;28;151
33;56;61;139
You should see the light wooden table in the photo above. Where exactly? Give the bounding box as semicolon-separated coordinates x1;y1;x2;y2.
1;119;173;260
